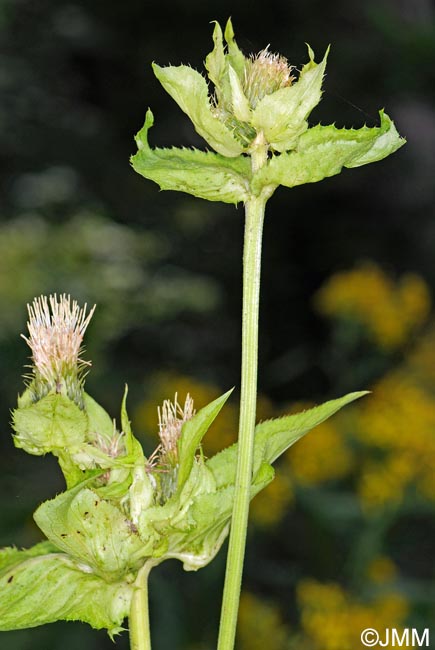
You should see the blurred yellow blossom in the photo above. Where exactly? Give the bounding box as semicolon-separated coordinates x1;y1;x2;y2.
285;418;354;485
408;327;435;385
356;372;435;508
314;263;431;350
250;468;293;527
367;555;398;584
238;592;290;650
297;579;408;650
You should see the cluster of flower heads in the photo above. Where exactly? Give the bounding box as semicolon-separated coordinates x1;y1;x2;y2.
21;295;198;504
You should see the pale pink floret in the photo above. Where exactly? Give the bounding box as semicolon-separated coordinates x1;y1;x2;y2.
158;393;195;458
22;294;95;383
147;393;195;475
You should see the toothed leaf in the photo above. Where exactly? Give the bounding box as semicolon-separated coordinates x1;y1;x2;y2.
252;112;405;194
252;46;329;152
131;110;250;203
152;64;244;157
207;392;368;488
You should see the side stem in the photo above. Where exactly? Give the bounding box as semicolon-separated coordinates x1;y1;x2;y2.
129;562;153;650
217;172;267;650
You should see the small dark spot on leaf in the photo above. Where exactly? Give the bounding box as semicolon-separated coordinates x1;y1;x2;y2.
7;575;14;583
127;520;138;533
61;533;67;538
84;511;89;516
94;501;99;506
76;530;82;535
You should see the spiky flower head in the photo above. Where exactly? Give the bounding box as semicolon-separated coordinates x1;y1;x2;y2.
158;393;195;466
150;393;195;502
243;47;295;108
148;19;329;157
22;294;95;406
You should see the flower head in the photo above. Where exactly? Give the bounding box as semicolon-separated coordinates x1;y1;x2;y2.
22;294;95;405
157;393;195;465
150;19;328;156
149;393;195;502
243;47;295;108
132;20;405;205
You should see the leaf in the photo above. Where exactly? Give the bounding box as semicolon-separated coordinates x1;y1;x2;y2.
252;46;329;152
12;392;88;456
171;463;274;571
176;389;233;493
344;110;406;167
228;65;251;122
118;386;154;523
205;21;227;93
84;392;114;443
120;384;144;461
207;392;368;487
0;543;132;635
253;391;368;471
252;111;405;194
131;110;250;204
151;63;244;157
34;482;150;579
224;18;246;79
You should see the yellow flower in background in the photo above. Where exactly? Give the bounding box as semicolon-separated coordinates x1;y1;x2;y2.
367;555;398;584
408;326;435;385
314;262;431;350
297;579;408;650
250;468;293;527
358;453;415;511
238;592;290;650
358;373;435;450
355;372;435;508
285;417;354;486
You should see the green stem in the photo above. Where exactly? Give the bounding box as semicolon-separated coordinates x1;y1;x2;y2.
217;146;268;650
129;562;153;650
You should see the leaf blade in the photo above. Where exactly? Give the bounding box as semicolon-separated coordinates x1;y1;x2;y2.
252;111;405;193
0;544;132;635
152;63;244;157
131;110;250;203
176;389;233;493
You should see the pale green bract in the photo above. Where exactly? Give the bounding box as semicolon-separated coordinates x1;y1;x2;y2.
131;19;405;203
1;384;366;633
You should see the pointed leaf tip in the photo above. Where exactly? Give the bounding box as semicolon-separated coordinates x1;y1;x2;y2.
177;388;233;492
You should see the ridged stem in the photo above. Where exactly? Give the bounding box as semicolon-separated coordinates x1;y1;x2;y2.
129;562;153;650
217;143;268;649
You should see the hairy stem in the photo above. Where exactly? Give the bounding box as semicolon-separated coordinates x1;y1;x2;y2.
217;145;268;650
129;562;153;650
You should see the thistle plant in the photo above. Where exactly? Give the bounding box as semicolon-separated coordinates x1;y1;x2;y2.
0;18;404;650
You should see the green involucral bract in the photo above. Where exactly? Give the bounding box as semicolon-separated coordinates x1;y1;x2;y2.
2;373;366;633
131;19;405;203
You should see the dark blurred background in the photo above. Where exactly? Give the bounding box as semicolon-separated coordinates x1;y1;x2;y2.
1;0;434;648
